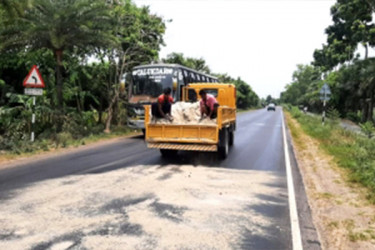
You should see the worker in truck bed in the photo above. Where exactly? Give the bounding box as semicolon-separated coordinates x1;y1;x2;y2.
199;89;219;119
152;87;174;121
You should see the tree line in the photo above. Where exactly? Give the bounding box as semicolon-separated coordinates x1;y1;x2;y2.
162;52;260;110
281;0;375;124
0;0;166;151
0;0;259;152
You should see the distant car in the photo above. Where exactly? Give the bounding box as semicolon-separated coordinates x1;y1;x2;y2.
267;103;276;111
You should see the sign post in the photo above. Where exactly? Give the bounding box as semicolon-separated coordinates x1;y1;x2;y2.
23;65;45;142
319;83;331;126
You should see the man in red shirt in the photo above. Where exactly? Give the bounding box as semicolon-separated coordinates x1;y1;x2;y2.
152;87;173;120
199;89;219;119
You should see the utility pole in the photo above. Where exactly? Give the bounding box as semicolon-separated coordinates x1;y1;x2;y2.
322;99;326;125
320;83;331;126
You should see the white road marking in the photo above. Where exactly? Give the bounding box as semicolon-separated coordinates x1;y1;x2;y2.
281;110;303;250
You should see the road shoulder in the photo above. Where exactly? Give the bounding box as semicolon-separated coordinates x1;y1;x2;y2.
283;111;321;250
285;112;375;249
0;133;142;171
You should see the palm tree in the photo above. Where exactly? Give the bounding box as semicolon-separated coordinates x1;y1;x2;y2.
0;0;117;113
0;0;32;18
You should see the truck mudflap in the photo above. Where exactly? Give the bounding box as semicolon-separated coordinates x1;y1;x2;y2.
147;143;217;152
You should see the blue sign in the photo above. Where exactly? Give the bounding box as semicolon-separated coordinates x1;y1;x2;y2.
320;83;331;101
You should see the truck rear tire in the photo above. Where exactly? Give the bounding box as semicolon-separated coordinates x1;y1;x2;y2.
218;128;229;159
229;131;234;146
160;149;177;157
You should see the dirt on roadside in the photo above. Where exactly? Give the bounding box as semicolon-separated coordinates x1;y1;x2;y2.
286;113;375;249
0;164;287;249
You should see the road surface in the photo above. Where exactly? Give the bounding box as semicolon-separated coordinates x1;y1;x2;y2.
0;108;320;250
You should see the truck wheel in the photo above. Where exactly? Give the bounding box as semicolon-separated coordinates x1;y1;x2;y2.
218;129;229;159
160;149;177;157
229;131;234;146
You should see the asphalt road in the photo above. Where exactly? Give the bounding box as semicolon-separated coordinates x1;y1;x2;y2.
0;108;320;250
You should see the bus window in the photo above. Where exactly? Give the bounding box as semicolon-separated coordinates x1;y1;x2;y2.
183;71;190;84
190;72;196;82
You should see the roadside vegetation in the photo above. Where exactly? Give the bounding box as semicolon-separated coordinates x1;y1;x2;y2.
281;0;375;124
281;0;375;202
0;0;166;154
0;1;259;155
287;106;375;203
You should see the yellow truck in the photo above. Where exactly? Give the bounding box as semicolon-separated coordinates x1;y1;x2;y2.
144;83;236;158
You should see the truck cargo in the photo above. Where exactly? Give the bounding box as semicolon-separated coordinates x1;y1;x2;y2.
144;83;236;158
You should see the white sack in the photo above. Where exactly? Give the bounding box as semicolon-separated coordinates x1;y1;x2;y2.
151;102;216;125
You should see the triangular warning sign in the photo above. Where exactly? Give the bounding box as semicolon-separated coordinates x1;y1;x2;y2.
23;65;45;88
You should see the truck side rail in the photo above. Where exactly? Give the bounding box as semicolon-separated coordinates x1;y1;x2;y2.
217;106;236;129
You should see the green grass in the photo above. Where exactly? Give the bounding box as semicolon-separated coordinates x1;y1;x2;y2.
289;107;375;203
315;192;334;200
327;221;339;229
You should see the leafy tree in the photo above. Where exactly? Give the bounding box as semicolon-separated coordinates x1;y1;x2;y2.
163;52;211;74
99;0;166;132
354;58;375;121
215;73;235;83
162;55;259;109
311;0;375;123
214;74;259;108
280;65;321;108
0;0;116;115
233;77;259;109
314;0;375;70
0;0;31;18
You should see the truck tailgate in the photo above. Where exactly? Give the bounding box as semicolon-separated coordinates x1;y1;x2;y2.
146;124;218;144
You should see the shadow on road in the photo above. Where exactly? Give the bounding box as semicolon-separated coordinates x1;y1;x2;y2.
158;151;221;167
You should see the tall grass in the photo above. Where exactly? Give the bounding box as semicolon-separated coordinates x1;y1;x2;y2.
289;108;375;202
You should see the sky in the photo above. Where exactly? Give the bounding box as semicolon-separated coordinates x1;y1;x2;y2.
133;0;336;98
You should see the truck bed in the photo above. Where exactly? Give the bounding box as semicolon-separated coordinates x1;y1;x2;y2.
144;105;235;147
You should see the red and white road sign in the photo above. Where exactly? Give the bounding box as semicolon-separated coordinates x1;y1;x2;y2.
23;65;45;88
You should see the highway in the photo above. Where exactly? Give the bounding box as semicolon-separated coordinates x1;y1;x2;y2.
0;108;320;250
